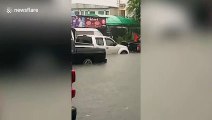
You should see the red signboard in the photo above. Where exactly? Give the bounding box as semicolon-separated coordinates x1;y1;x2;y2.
85;17;106;28
71;16;106;28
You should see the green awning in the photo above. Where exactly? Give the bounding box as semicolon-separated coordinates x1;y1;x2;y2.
99;15;140;27
77;14;140;27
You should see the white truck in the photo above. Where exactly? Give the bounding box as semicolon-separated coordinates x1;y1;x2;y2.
73;28;104;36
76;35;129;54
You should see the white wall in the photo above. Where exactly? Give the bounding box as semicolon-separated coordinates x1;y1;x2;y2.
72;0;118;7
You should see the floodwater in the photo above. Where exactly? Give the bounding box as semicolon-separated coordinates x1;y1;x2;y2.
0;53;140;120
73;54;141;120
141;33;212;120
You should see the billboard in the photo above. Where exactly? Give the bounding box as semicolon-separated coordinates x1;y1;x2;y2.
72;16;106;28
85;17;106;28
72;16;86;28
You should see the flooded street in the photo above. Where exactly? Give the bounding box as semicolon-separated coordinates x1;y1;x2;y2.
0;53;140;120
141;34;212;120
73;54;140;120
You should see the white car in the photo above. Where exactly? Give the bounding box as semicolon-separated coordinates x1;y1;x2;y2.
76;35;129;54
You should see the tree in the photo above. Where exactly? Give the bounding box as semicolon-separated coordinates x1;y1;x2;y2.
127;0;141;22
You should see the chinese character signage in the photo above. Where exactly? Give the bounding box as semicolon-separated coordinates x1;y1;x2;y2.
72;16;106;28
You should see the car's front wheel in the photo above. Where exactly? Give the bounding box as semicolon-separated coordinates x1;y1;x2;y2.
120;51;128;54
83;58;93;64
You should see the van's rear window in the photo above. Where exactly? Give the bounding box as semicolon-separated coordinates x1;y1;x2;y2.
76;31;94;36
76;36;92;44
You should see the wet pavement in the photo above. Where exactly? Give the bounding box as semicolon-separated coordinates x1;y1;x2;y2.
0;53;140;120
141;34;212;120
73;54;140;120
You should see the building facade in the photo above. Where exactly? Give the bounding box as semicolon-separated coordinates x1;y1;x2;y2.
117;0;128;17
72;3;119;16
72;0;129;17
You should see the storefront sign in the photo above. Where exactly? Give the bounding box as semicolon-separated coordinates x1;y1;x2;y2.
72;16;106;28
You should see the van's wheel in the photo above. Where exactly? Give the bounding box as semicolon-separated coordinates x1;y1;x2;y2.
83;59;93;64
120;51;128;54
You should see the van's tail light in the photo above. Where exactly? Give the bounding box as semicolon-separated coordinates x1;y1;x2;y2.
72;70;76;83
137;44;141;52
71;69;76;98
72;89;76;98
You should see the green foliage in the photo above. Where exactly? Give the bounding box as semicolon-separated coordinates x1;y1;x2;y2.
127;0;141;22
115;32;134;43
123;32;133;42
111;28;127;36
111;27;127;41
116;36;124;43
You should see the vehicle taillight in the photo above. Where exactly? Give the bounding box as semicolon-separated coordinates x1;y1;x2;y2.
72;89;76;98
71;69;76;98
72;70;76;83
137;44;141;52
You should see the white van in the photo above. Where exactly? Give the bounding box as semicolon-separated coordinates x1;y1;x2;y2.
76;35;129;54
74;28;103;36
